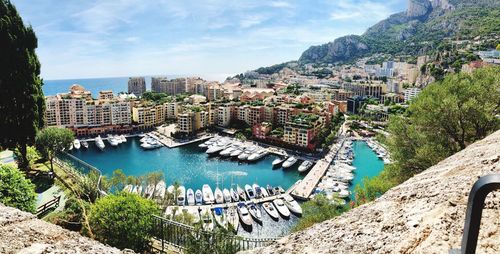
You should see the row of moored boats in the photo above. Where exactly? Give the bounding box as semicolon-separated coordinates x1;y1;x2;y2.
68;135;127;151
139;134;163;150
272;156;314;172
199;136;269;161
366;138;391;164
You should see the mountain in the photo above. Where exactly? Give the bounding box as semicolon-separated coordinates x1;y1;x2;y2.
298;0;500;65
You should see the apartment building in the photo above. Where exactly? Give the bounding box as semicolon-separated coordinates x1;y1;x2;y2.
132;103;166;128
404;87;422;102
151;77;169;93
98;90;114;100
283;114;322;150
128;77;146;96
344;83;383;99
217;106;231;127
165;102;179;120
205;83;224;101
177;110;209;135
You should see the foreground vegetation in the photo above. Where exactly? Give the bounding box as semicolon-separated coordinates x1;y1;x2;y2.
293;194;348;232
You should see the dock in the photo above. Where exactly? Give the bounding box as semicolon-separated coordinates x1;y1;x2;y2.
150;132;213;148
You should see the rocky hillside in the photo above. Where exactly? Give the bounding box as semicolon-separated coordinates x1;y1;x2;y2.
242;130;500;254
0;203;133;253
299;0;500;64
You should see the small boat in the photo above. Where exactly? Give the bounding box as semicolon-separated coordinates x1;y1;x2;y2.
260;187;269;197
252;184;262;198
81;140;89;149
282;156;298;168
73;139;81;149
214;187;224;204
141;140;162;150
186;188;195;206
237;185;247;201
195;189;203;205
283;195;302;215
95;136;105;150
213;207;228;230
200;208;214;231
144;184;155;198
131;185;138;194
237;203;253;226
137;185;143;195
238;146;256;161
230;188;239;202
222;188;232;203
266;185;274;195
186;207;200;224
247;202;262;222
68;143;73;151
272;157;285;167
248;149;269;161
123;184;133;193
262;202;279;220
119;135;127;143
219;146;236;156
226;206;239;232
298;160;313;172
166;185;175;197
245;184;255;199
230;148;243;157
155;180;166;199
273;186;285;194
202;184;215;204
273;199;291;218
199;143;208;148
107;135;119;146
164;206;175;219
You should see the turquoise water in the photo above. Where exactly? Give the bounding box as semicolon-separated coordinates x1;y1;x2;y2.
70;137;303;192
349;140;385;198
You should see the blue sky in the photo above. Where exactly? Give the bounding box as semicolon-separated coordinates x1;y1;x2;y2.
12;0;407;81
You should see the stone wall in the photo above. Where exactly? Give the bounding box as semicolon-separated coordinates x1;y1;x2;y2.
243;130;500;254
0;204;134;253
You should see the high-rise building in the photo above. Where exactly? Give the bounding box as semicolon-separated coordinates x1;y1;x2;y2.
151;77;169;93
128;77;146;96
404;87;422;102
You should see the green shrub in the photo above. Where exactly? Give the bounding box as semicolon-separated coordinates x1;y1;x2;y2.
0;164;37;213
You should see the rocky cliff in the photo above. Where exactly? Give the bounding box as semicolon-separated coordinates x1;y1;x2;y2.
0;204;133;253
242;130;500;254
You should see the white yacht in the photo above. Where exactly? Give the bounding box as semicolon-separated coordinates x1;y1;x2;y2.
237;185;247;201
154;180;166;199
283;195;302;215
222;188;232;203
186;188;195;206
260;187;269;197
252;184;262;198
226;206;239;232
73;139;81;149
272;157;285;167
245;184;255;199
213;207;228;230
298;160;313;172
237;203;253;227
238;146;256;160
177;186;186;206
262;202;279;220
119;135;127;143
219;146;236;156
247;149;269;161
200;208;214;231
186;207;200;224
107;135;119;146
202;184;215;204
282;156;298;168
247;202;262;222
95;136;105;150
273;199;291;218
230;148;243;157
144;184;155;198
230;188;239;202
214;187;224;204
195;189;203;205
81;140;89;149
141;140;162;150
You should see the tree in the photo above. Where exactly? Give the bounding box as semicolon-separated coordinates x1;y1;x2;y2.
292;194;347;232
0;165;37;213
36;127;74;172
0;1;45;170
89;192;160;252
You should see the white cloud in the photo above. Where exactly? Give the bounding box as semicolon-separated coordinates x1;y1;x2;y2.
330;0;397;22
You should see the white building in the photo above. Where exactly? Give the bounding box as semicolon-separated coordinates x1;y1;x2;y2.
404;87;422;102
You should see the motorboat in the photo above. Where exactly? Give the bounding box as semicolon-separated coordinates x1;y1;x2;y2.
213;207;228;230
186;188;195;206
132;185;138;194
238;146;256;160
136;185;143;195
252;184;262;198
226;206;239;232
206;139;230;155
186;207;200;224
273;199;291;218
141;140;162;150
164;206;175;219
200;208;214;231
283;195;302;215
73;139;81;149
219;146;236;156
144;184;155;198
247;149;269;161
260;187;269;197
81;140;89;149
298;160;313;172
272;157;285;167
95;136;105;150
195;189;203;205
68;143;73;151
273;186;285;195
236;185;247;201
214;187;224;204
123;184;133;193
155;180;166;199
266;185;274;196
237;203;253;227
245;184;255;199
230;148;243;157
107;135;119;146
230;188;239;202
262;202;279;220
222;188;232;203
282;156;298;168
202;184;215;204
247;202;262;222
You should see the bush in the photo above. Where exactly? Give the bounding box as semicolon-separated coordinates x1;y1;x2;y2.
0;165;37;213
292;194;347;232
89;192;160;252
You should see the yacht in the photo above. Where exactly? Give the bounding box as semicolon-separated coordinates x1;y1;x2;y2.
144;184;155;198
95;136;105;150
202;184;215;204
141;140;162;150
283;195;302;215
226;206;239;232
195;189;203;205
81;140;89;149
230;148;243;157
237;203;253;227
214;187;224;204
68;143;73;151
262;202;279;220
238;146;256;160
272;157;285;167
123;184;133;193
245;184;255;199
230;188;239;202
298;160;313;172
119;135;126;143
266;185;274;196
200;208;214;231
252;184;262;198
219;146;236;156
247;149;269;161
282;156;298;168
206;139;230;154
273;199;291;218
155;180;166;199
186;207;200;224
137;185;143;195
222;189;232;203
236;185;247;201
186;188;195;206
213;207;228;230
273;186;285;195
73;139;81;149
107;135;119;146
247;202;262;222
260;187;269;197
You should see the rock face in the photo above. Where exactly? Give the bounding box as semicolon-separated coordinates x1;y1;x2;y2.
407;0;432;19
242;130;500;254
298;35;369;64
0;204;134;253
